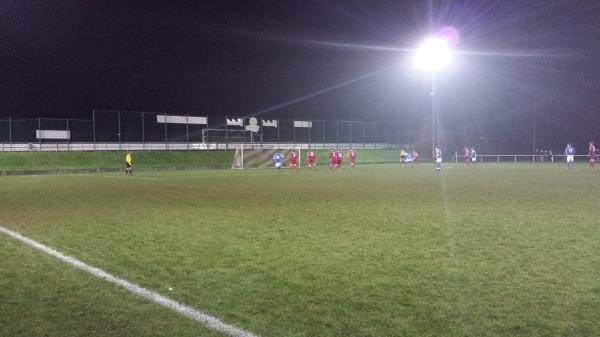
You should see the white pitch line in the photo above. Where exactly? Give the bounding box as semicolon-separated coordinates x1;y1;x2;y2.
0;226;260;337
79;171;269;181
76;174;162;181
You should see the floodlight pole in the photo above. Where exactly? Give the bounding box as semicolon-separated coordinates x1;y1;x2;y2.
431;70;436;164
92;110;96;150
532;98;536;156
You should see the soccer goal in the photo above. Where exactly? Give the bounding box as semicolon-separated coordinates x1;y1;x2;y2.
232;145;301;169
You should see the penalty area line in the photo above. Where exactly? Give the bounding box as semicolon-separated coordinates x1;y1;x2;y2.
0;226;260;337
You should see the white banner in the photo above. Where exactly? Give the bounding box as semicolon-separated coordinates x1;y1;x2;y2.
36;130;71;140
262;119;278;128
157;115;207;125
226;118;244;127
245;117;260;133
293;120;312;128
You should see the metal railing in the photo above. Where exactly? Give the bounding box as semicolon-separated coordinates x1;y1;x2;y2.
451;154;593;164
0;142;397;152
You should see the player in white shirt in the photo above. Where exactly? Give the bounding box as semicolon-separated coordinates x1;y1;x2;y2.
434;146;442;171
565;143;575;169
470;147;477;166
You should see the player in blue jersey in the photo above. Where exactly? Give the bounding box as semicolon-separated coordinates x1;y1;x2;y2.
470;147;477;166
565;143;575;169
273;151;283;170
434;146;442;171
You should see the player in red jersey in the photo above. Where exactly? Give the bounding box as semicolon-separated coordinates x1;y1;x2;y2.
336;150;343;171
348;149;356;168
329;148;336;170
290;150;298;169
463;146;470;166
589;141;596;170
412;150;419;164
307;149;317;168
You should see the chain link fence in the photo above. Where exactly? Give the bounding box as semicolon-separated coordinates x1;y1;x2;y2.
0;110;402;151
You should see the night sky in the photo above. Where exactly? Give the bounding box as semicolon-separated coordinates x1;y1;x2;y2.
2;0;600;152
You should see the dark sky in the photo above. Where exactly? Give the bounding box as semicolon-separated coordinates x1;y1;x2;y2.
1;0;600;151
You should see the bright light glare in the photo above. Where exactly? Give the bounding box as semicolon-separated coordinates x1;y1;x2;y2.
413;37;452;71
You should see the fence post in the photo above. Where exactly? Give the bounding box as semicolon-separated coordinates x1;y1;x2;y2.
386;128;389;146
118;110;122;151
349;121;352;147
336;120;339;148
66;119;70;151
514;155;517;164
374;121;377;149
308;120;311;149
164;115;168;151
38;118;41;151
141;112;145;151
322;120;325;149
9;117;12;151
362;121;365;150
186;114;190;151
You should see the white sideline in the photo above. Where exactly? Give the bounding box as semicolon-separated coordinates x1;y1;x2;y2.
77;174;162;181
0;226;259;337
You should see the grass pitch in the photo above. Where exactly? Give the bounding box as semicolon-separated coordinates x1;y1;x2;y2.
1;163;600;337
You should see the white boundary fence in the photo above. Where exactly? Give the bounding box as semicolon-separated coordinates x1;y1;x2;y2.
0;113;400;146
451;154;593;164
0;142;395;152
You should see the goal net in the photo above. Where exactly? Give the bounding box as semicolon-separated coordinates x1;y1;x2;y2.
232;146;301;169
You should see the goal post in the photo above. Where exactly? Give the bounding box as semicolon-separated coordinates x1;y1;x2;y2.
231;145;244;169
231;145;302;169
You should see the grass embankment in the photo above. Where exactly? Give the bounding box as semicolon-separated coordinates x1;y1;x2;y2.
0;151;234;174
0;149;401;174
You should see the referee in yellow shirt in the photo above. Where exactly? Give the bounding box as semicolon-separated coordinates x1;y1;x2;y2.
125;152;133;176
399;148;407;164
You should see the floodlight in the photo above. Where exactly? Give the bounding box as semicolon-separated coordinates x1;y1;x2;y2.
412;35;454;165
413;37;452;71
